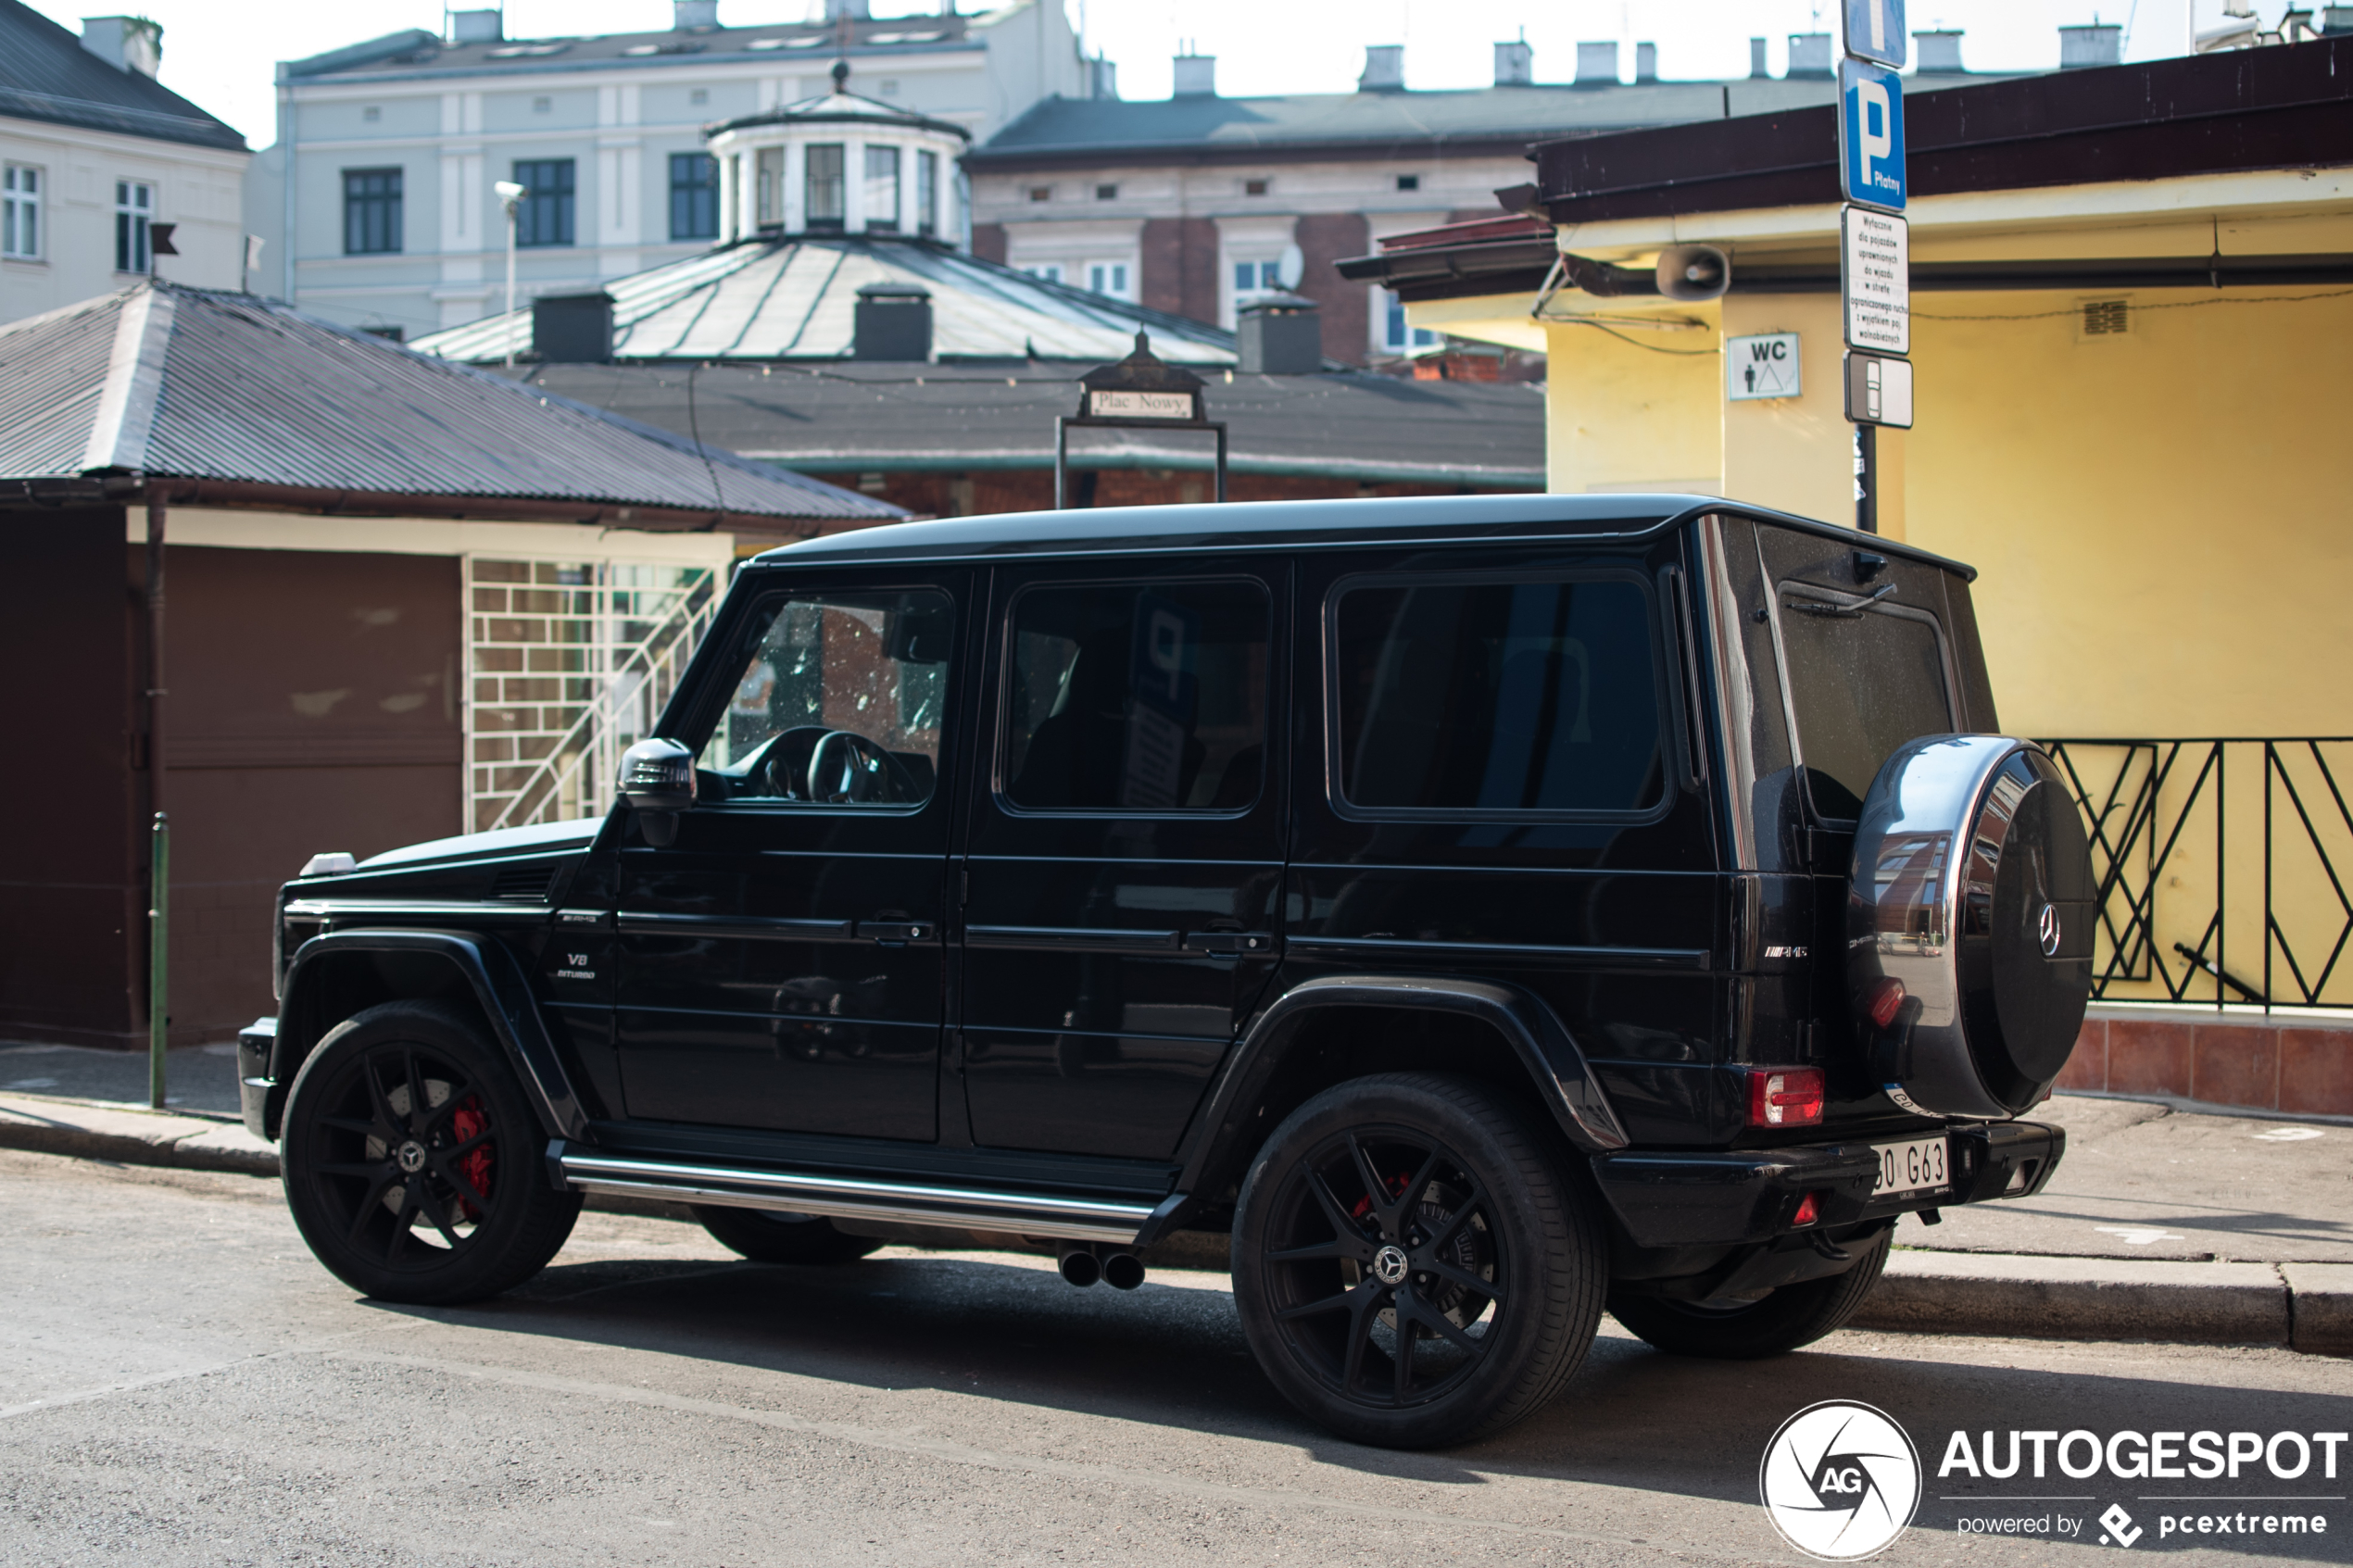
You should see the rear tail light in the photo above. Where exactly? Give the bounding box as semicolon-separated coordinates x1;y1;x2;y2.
1746;1066;1825;1128
1792;1192;1821;1227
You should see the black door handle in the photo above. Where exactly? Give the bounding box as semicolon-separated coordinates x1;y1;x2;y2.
1182;931;1276;956
860;920;934;946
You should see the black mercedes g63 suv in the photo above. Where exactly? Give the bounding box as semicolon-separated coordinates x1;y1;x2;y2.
245;494;2091;1449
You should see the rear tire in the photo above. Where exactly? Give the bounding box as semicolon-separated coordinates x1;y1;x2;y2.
280;1001;582;1305
1230;1073;1605;1449
691;1206;885;1264
1608;1226;1892;1359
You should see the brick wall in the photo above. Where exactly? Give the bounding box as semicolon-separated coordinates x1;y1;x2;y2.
2057;1009;2353;1116
1140;217;1220;327
1292;211;1371;366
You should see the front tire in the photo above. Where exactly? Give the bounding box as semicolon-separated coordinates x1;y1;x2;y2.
1230;1073;1605;1449
1607;1226;1893;1359
690;1205;885;1264
280;1001;582;1305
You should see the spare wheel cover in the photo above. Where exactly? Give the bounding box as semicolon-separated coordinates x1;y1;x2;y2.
1847;735;2095;1117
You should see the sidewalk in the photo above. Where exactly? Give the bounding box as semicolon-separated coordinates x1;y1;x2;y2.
4;1043;2347;1355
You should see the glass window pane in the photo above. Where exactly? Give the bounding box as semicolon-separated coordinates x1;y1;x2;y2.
1003;581;1268;812
805;144;844;224
1335;579;1665;813
1777;598;1952;819
863;144;899;230
699;590;953;806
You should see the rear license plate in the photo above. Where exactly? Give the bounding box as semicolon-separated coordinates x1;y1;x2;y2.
1872;1135;1951;1197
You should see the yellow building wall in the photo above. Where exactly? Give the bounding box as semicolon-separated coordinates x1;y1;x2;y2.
1718;292;1857;531
1541;316;1722;495
1900;284;2353;737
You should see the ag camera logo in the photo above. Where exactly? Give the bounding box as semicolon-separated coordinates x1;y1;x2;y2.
1760;1401;1923;1560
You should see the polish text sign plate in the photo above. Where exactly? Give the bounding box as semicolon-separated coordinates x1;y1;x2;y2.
1842;207;1909;354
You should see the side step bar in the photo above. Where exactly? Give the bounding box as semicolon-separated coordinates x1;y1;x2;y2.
553;1147;1160;1245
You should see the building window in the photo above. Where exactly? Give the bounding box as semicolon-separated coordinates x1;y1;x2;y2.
915;150;938;236
532;95;552;113
1095;182;1117;201
342;168;403;255
114;180;154;272
1234;258;1285;296
755;146;783;227
1243;178;1269;196
1395;173;1420;191
2;166;40;260
689;87;709;106
1023;263;1063;284
362;105;382;123
863;144;900;231
510;158;575;247
805;144;844;228
1027;185;1051;203
1382;293;1439;354
1087;261;1130;299
669;153;718;240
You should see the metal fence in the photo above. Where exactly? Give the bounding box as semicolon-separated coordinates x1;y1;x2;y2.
2042;739;2353;1011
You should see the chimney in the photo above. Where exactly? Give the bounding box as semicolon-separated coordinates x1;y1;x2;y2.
1634;42;1657;82
1492;39;1533;86
1172;53;1216;96
1574;41;1618;84
1912;30;1964;71
1748;36;1770;77
1236;295;1321;375
1785;32;1832;77
2057;22;2122;67
1358;44;1405;92
532;291;615;363
447;9;502;44
673;0;719;28
854;282;933;361
823;0;871;17
1088;55;1118;99
2325;6;2353;34
79;15;162;76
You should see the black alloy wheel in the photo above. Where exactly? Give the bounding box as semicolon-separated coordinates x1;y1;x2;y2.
1232;1073;1604;1449
281;1001;581;1305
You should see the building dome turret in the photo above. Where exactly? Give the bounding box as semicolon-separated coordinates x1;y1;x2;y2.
706;58;971;245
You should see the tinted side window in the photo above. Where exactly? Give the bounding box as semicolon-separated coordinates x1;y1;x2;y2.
698;590;952;805
1776;596;1951;818
1333;577;1665;814
1002;580;1268;811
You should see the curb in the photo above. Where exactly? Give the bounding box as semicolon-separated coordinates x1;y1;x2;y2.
5;1093;2347;1356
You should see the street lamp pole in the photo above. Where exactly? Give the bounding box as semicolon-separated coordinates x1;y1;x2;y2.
494;179;526;368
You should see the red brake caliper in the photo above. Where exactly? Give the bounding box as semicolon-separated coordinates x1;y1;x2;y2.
451;1098;494;1222
1350;1171;1413;1223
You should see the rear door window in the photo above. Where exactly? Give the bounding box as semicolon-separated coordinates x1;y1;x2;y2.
1775;589;1953;819
1330;576;1666;816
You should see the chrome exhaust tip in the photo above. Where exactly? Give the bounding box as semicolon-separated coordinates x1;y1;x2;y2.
1058;1248;1101;1287
1101;1251;1145;1290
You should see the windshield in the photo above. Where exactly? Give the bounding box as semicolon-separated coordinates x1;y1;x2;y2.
1777;596;1952;819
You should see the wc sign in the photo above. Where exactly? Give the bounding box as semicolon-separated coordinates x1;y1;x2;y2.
1726;332;1800;401
1839;60;1906;211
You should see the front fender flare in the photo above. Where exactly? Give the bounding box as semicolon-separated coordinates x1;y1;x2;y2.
271;928;591;1144
1172;973;1630;1198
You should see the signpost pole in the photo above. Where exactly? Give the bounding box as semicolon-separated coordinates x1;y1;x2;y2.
1856;425;1878;536
1054;417;1070;509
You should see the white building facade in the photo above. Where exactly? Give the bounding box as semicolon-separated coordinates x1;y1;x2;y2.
248;0;1091;340
0;11;249;326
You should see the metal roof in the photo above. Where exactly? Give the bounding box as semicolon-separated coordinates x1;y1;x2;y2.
279;11;982;85
0;282;903;525
412;237;1241;367
0;0;245;152
966;69;2002;166
511;358;1547;490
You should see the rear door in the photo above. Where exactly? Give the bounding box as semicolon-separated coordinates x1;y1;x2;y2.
957;559;1288;1159
611;572;966;1140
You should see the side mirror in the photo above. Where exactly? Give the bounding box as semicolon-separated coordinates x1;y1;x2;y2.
618;737;696;847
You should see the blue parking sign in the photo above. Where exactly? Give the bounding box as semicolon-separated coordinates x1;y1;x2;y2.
1839;60;1906;211
1844;0;1906;68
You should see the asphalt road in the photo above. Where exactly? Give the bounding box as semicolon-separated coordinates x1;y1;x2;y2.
4;1148;2349;1567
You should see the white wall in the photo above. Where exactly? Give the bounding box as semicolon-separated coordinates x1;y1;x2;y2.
1;115;249;326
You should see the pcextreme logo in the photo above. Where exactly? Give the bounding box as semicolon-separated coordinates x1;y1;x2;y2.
1759;1400;1923;1561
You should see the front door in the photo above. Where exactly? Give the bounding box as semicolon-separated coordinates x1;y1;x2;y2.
613;573;966;1140
959;562;1289;1159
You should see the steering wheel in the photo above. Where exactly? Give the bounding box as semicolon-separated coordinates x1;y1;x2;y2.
806;730;915;805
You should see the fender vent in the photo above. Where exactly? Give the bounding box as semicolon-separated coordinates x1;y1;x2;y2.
490;864;558;903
